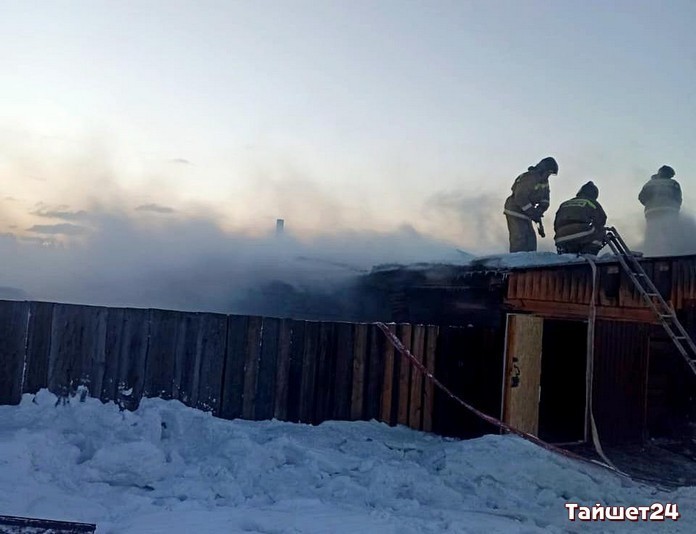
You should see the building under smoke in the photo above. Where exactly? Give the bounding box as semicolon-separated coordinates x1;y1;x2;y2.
235;251;696;450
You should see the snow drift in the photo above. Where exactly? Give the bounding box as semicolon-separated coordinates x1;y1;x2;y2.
0;391;694;533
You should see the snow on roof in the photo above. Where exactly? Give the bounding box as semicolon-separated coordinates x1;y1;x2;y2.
369;251;597;276
1;390;694;532
367;247;696;279
467;251;589;270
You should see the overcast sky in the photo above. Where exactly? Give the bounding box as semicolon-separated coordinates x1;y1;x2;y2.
0;0;695;307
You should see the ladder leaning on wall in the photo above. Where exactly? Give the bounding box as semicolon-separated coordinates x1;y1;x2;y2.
604;226;696;377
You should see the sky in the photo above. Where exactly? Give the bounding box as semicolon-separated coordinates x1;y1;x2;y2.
0;0;695;308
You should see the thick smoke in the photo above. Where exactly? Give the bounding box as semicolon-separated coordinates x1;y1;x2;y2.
7;188;693;319
637;210;696;257
0;134;483;317
0;205;467;317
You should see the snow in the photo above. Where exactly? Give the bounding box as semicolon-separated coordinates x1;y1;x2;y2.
467;251;590;269
370;250;623;276
1;391;695;533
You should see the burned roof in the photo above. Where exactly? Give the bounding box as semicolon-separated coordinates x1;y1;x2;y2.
360;251;696;325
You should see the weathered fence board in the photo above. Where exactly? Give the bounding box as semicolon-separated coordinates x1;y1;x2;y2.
255;317;280;420
396;323;413;425
0;301;29;405
193;313;227;414
350;323;368;420
409;324;426;430
0;514;96;533
365;324;384;421
220;314;248;420
144;309;181;399
102;308;125;402
380;323;397;425
172;312;199;405
23;301;54;395
48;304;107;397
242;316;263;420
299;321;319;423
333;322;354;420
273;319;293;420
102;307;149;408
314;322;336;423
285;320;306;423
423;325;439;432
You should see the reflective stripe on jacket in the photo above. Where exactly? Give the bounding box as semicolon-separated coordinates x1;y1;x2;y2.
503;169;550;218
554;197;607;243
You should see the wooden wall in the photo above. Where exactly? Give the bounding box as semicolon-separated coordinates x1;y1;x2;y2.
1;299;664;445
0;300;445;433
506;256;696;323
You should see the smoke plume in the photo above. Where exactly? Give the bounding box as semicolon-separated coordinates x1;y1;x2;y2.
637;210;696;257
0;203;468;316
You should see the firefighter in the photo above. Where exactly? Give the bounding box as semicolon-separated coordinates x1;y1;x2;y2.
503;156;558;252
554;181;607;255
639;165;682;255
639;165;682;217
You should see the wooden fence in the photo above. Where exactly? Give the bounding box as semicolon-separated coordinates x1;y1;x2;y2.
0;300;446;433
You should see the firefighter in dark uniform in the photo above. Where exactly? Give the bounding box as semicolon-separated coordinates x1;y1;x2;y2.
554;181;607;255
503;156;558;252
639;165;682;255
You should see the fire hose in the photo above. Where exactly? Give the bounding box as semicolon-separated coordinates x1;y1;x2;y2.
374;321;677;487
582;254;619;471
374;321;621;473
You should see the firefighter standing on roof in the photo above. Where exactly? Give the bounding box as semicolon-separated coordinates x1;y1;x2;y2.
503;157;558;252
639;165;682;255
554;181;607;255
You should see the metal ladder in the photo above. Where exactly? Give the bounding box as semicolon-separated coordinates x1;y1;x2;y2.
604;226;696;377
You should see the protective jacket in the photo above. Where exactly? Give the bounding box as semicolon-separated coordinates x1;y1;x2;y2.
554;196;607;248
503;169;550;222
638;176;682;217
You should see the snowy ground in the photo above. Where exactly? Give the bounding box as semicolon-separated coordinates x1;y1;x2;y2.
1;392;694;533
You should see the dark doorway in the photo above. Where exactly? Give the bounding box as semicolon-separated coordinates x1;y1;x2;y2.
433;324;505;439
647;330;694;439
538;319;587;443
645;306;696;441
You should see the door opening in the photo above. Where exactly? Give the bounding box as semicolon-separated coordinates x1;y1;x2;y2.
538;319;588;444
503;315;588;443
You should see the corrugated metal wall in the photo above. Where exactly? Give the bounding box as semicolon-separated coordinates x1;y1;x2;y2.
592;320;650;444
